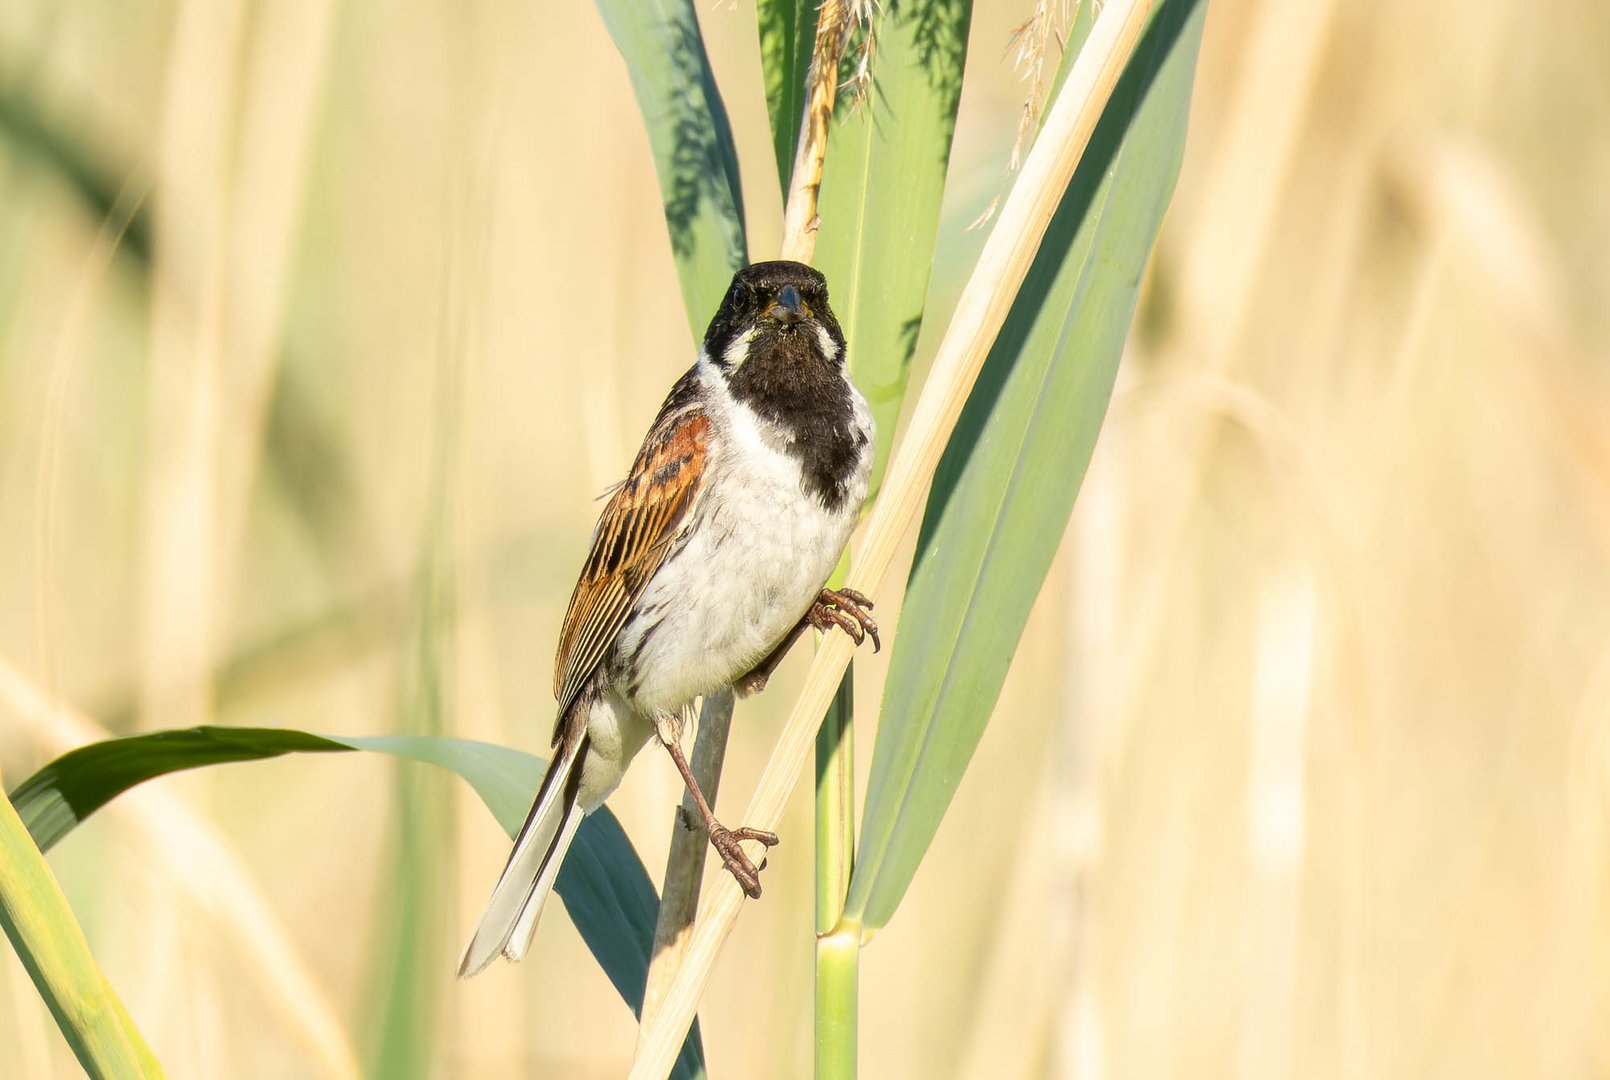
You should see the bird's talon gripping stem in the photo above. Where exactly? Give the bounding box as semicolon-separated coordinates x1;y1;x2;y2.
808;587;880;653
708;823;780;898
734;587;880;696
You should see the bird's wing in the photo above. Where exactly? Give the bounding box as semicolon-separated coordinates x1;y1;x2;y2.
551;369;709;731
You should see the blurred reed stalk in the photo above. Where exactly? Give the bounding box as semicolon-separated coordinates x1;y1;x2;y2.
139;0;244;742
629;0;1158;1073
32;175;142;707
130;3;335;1071
140;0;333;730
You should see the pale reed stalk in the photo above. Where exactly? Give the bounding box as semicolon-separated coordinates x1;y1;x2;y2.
629;0;1157;1073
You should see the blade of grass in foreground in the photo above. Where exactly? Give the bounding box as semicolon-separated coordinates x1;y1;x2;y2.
845;0;1209;931
595;0;748;335
8;727;705;1079
0;783;163;1079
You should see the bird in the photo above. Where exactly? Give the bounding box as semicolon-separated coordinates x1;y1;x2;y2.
458;260;880;978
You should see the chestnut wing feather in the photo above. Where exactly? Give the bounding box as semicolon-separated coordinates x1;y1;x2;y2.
551;384;709;729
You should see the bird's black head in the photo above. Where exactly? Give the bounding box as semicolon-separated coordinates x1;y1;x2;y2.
702;261;865;509
702;260;845;372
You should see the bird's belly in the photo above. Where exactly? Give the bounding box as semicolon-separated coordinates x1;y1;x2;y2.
613;472;857;715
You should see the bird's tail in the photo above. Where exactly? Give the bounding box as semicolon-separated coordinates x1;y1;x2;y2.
457;733;589;978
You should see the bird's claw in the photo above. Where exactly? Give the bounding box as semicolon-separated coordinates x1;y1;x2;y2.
709;823;779;899
809;588;880;653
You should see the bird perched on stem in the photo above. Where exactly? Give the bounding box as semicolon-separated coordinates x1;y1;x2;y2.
459;260;878;977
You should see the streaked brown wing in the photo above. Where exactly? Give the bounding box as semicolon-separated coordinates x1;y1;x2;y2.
551;378;709;729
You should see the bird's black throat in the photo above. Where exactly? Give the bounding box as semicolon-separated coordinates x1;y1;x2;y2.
724;326;865;512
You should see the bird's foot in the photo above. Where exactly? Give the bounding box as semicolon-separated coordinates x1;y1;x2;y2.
734;588;879;696
807;587;880;652
708;822;779;899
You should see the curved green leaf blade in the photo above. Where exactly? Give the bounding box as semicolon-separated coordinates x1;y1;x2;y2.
10;727;347;853
814;0;973;498
1;787;163;1078
756;0;817;194
7;726;704;1078
847;0;1209;930
596;0;749;336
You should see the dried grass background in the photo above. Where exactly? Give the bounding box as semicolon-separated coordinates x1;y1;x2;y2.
2;0;1608;1076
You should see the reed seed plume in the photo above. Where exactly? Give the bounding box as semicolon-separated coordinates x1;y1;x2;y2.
1007;0;1072;169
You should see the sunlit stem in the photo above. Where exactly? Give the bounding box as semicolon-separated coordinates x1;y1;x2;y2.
815;664;858;1078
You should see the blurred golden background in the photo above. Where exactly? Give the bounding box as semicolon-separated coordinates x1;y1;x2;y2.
2;0;1608;1076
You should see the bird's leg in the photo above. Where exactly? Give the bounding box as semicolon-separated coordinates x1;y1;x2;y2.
733;621;810;696
654;713;778;899
735;588;879;696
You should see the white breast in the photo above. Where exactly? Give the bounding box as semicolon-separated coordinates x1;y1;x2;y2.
614;360;872;714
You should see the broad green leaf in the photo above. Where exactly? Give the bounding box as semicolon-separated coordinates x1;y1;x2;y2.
0;787;162;1078
8;727;705;1079
756;0;817;194
814;0;973;498
847;0;1209;930
595;0;749;337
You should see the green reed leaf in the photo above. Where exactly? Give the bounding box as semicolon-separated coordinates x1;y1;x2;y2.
847;0;1209;930
814;0;973;499
596;0;749;337
756;0;817;194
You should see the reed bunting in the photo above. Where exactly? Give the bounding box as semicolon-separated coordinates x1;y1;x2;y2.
459;260;878;977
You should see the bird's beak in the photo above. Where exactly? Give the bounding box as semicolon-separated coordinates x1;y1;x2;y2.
767;284;807;326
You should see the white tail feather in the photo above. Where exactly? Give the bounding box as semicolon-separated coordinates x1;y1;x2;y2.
503;801;584;963
458;737;587;978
